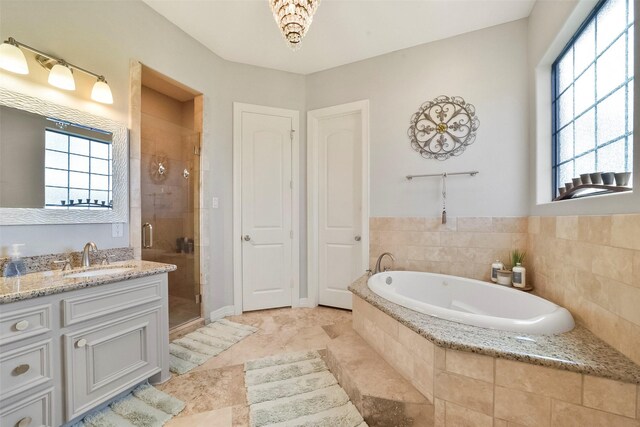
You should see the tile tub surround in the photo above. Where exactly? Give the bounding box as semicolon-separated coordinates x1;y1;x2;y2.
370;216;528;281
0;246;134;275
528;214;640;367
351;291;640;427
0;259;176;303
349;275;640;384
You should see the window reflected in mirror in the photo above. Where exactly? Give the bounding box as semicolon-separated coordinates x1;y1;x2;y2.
0;105;114;209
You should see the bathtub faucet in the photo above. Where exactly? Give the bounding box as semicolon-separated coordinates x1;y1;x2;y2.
373;252;396;275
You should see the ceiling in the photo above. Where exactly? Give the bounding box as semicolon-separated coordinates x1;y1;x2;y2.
143;0;536;75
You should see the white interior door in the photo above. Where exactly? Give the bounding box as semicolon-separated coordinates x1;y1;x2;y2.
310;102;369;310
240;111;293;311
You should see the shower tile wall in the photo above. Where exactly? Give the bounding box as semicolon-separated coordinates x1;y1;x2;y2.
370;216;529;281
141;86;200;328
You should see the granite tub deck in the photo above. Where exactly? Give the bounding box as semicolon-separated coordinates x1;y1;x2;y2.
349;274;640;385
0;259;176;304
351;275;640;426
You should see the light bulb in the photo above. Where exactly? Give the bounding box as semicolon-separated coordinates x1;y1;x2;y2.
0;41;28;74
48;63;75;90
91;77;113;104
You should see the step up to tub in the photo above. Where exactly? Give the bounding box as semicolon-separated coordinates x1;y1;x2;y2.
326;328;434;427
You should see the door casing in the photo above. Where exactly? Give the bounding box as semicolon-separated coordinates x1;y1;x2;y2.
233;103;301;314
307;100;370;308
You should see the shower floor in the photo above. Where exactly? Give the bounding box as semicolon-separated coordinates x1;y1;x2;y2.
169;294;201;329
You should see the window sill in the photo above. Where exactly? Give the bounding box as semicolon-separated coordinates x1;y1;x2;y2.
553;184;632;201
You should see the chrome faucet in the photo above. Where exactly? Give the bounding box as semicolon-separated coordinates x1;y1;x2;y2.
373;252;395;275
81;242;98;267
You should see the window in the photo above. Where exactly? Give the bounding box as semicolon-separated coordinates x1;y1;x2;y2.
44;126;112;209
552;0;634;197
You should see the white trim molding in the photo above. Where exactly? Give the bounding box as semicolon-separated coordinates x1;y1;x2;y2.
232;102;301;315
307;100;370;308
209;305;235;321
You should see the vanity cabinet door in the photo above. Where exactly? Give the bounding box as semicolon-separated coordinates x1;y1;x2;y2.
63;306;162;421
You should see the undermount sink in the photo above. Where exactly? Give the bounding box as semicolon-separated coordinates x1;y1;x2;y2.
64;267;133;279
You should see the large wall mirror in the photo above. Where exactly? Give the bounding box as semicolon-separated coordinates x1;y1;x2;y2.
0;87;128;225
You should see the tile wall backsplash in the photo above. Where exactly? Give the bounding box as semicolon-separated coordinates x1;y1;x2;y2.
370;216;529;282
528;214;640;366
370;214;640;366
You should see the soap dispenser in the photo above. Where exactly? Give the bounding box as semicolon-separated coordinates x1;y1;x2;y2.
3;244;26;278
490;260;504;283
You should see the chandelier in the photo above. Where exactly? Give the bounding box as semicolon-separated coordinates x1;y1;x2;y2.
269;0;320;50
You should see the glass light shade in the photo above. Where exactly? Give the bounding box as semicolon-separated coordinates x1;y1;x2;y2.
0;42;29;74
91;79;113;104
48;63;75;90
269;0;319;50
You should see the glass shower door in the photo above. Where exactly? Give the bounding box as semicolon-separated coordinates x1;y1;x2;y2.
141;111;201;329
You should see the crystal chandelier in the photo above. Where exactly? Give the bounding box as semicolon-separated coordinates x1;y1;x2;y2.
269;0;320;50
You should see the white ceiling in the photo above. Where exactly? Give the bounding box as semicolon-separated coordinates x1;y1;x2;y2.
143;0;536;75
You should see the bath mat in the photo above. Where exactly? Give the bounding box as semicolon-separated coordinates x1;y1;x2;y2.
169;318;258;375
244;350;368;427
72;383;184;427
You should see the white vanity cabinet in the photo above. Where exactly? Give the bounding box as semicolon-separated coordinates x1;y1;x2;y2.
0;273;170;427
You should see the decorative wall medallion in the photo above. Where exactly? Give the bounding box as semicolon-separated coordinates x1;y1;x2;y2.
408;95;480;161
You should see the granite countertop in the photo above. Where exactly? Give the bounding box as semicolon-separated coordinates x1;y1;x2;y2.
0;260;176;304
349;274;640;384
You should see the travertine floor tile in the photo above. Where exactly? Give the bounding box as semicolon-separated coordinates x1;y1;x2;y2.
159;306;351;422
165;407;232;427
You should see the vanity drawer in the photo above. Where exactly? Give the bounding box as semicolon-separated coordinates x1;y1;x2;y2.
0;387;54;427
62;276;163;326
0;304;51;346
0;339;52;400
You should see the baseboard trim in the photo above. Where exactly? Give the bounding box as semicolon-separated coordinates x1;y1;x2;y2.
209;305;235;321
297;298;315;308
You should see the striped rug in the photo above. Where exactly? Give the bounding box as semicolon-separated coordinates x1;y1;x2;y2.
244;351;368;427
73;383;184;427
169;318;258;375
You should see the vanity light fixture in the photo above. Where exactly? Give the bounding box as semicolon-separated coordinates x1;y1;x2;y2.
0;38;28;74
0;37;113;104
47;61;75;91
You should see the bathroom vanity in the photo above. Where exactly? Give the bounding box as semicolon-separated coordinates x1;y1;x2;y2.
0;261;175;427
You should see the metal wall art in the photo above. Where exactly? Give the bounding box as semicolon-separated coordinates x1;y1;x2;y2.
408;95;480;161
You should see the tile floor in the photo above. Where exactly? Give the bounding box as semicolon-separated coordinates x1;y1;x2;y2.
159;306;353;426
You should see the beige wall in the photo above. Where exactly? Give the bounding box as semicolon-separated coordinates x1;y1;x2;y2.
528;214;640;366
370;216;528;281
371;213;640;366
354;295;640;427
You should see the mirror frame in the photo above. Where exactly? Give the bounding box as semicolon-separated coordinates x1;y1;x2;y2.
0;87;128;225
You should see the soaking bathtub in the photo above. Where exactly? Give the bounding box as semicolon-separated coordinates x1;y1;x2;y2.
367;271;575;335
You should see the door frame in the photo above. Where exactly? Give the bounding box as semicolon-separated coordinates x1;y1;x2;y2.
233;102;301;315
307;100;370;308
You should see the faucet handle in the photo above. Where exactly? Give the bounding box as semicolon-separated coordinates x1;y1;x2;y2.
100;255;110;266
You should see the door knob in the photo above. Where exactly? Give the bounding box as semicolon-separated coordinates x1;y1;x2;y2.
243;235;251;241
76;338;87;348
354;235;362;242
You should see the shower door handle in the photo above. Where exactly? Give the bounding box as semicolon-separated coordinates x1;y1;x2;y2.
143;223;153;248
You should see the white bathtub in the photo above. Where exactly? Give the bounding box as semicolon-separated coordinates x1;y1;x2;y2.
367;271;575;335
